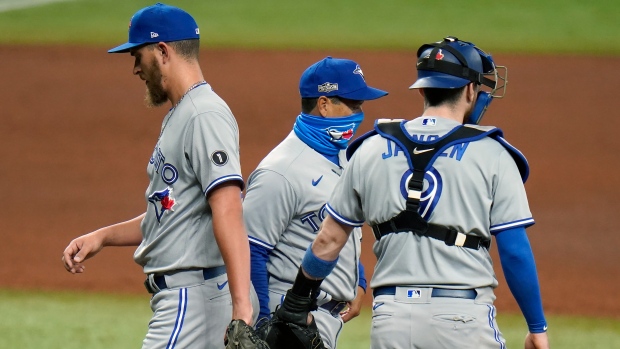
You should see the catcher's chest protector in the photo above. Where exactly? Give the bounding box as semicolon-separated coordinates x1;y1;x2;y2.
363;120;506;250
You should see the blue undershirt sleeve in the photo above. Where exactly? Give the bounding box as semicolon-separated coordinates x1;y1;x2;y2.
249;242;272;321
358;260;367;293
495;227;547;333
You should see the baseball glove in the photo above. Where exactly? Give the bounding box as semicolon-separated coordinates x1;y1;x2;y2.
255;290;326;349
224;319;270;349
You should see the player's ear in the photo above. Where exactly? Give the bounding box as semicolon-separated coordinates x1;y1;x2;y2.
157;42;170;63
317;96;329;117
466;83;476;103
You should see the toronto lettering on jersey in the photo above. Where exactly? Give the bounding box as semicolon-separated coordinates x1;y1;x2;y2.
300;204;329;232
149;146;179;185
381;138;470;161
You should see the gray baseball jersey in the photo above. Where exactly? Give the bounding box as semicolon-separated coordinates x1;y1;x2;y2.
245;131;362;302
327;116;533;290
133;83;258;349
135;83;243;274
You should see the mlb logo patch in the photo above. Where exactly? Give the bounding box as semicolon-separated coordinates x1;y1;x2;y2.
422;118;437;126
318;82;338;93
407;289;421;298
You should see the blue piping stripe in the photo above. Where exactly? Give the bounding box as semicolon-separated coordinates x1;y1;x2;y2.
325;204;364;227
249;236;274;250
166;288;188;349
204;175;244;195
176;289;188;348
490;218;535;232
487;305;505;349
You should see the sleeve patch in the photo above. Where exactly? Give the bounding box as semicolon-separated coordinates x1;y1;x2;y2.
211;150;229;166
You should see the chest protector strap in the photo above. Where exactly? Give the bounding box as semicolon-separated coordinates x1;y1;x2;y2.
371;120;495;250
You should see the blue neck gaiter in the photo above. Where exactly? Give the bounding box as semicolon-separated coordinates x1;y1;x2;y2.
293;112;364;156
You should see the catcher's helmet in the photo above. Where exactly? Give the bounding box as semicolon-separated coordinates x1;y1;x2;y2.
409;36;507;124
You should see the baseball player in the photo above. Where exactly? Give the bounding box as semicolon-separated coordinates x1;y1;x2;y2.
270;37;550;349
61;4;263;348
245;57;387;348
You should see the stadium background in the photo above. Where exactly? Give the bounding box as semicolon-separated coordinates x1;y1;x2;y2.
0;0;618;347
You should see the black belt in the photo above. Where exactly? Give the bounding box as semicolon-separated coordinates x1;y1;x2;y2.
373;286;476;300
372;221;490;250
145;266;227;294
319;299;348;317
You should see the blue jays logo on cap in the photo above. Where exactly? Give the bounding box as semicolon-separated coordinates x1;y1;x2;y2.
353;65;365;81
148;187;176;223
299;57;388;101
109;3;200;53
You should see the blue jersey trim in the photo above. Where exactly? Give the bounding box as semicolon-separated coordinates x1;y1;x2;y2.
325;203;364;227
490;218;535;234
249;235;275;250
166;288;188;349
203;174;244;196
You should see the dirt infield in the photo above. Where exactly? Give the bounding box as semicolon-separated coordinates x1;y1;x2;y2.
1;46;618;318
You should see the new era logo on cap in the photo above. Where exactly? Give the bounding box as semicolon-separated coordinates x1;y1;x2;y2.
109;3;200;53
299;56;388;101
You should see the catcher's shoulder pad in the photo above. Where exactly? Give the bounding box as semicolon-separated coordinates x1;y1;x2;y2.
463;124;530;182
347;118;406;160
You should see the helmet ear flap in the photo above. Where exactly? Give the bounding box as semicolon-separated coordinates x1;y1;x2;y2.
467;91;493;124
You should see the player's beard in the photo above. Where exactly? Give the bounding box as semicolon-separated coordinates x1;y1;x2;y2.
143;58;168;108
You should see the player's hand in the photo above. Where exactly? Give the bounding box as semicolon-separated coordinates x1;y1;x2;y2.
61;231;105;274
524;331;549;349
340;286;365;323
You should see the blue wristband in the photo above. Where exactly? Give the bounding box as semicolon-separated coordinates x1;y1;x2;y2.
301;244;338;279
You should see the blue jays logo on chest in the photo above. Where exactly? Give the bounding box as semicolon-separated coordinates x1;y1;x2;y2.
148;187;177;223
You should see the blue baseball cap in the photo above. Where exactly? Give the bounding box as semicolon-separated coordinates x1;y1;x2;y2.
108;3;199;53
299;57;388;100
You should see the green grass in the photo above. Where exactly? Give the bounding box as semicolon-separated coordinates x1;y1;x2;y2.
0;0;618;54
1;289;619;348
